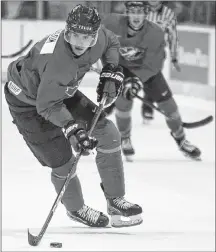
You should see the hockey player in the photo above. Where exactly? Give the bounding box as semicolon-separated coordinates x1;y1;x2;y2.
141;0;181;122
102;1;201;161
4;5;142;228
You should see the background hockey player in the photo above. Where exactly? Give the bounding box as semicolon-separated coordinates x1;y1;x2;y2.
4;4;142;228
102;1;201;162
141;0;181;122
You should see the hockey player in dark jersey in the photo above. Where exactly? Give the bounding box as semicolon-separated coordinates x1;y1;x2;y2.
4;5;142;228
102;1;201;162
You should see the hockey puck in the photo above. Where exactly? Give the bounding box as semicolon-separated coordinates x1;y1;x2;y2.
50;242;62;248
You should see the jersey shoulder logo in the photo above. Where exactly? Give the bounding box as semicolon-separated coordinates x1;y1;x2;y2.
40;29;62;54
119;46;145;61
8;81;22;95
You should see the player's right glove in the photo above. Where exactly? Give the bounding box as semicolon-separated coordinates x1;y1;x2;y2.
122;77;142;100
97;64;124;108
63;120;98;156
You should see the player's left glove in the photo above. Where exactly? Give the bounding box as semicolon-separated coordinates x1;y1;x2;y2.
97;64;124;108
122;76;142;100
63;120;98;156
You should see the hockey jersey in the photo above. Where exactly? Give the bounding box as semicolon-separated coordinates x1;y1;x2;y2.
7;27;120;127
102;14;166;83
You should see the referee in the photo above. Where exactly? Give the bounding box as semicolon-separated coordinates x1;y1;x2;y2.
142;1;181;121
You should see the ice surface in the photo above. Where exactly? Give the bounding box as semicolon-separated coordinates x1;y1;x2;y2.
2;76;215;251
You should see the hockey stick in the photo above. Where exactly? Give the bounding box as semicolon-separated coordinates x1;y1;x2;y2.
135;93;213;129
1;40;33;58
90;67;213;128
27;94;108;246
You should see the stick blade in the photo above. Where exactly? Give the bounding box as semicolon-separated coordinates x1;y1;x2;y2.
27;229;40;246
182;115;213;129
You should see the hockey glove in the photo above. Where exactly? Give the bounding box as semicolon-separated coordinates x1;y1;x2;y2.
122;77;142;100
97;64;124;108
64;121;98;156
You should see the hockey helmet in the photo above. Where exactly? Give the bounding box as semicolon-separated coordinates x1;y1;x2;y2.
64;4;101;48
125;1;150;14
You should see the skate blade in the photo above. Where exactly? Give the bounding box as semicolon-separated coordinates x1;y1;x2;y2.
191;156;202;161
125;155;134;162
143;119;152;125
111;214;143;228
182;152;202;161
143;115;154;124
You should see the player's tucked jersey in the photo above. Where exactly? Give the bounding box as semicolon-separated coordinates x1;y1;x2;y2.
7;27;120;127
102;14;166;83
146;4;178;61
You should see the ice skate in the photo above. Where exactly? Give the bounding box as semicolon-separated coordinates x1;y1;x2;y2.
121;137;135;162
101;184;143;228
142;104;154;124
107;197;143;227
67;204;109;227
172;133;201;161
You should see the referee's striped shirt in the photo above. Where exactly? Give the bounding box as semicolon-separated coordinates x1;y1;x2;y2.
146;4;179;61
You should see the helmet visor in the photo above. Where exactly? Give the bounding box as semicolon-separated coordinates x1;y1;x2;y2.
64;30;99;48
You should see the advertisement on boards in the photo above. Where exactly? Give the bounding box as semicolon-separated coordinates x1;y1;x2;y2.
170;30;209;85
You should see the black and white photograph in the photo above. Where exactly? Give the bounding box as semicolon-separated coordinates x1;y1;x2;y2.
1;0;215;251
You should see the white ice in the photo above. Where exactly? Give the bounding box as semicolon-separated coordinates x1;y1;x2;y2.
2;73;215;251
